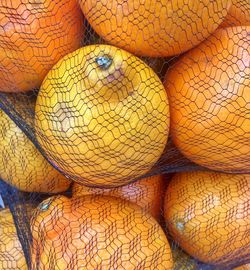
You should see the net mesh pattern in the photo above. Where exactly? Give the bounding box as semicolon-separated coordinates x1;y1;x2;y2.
0;0;249;269
164;171;250;268
30;195;173;269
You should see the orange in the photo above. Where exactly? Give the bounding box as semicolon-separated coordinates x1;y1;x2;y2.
79;0;231;57
30;195;173;269
0;98;71;192
164;26;250;173
35;44;170;188
0;0;84;92
0;208;27;270
221;0;250;27
164;171;250;265
72;174;166;220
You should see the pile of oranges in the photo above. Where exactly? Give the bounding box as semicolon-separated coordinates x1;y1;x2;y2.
0;0;249;269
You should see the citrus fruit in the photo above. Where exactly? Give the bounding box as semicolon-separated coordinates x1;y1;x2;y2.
221;0;250;27
164;26;250;173
0;208;27;270
0;0;84;92
31;195;173;269
35;44;170;188
79;0;231;57
0;100;71;192
72;174;166;220
164;171;250;265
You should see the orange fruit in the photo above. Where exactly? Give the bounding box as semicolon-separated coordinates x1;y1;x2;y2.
234;264;250;270
0;99;71;193
79;0;231;57
35;44;170;188
0;0;84;92
72;174;166;220
164;171;250;265
164;26;250;173
31;195;173;269
0;208;27;270
221;0;250;27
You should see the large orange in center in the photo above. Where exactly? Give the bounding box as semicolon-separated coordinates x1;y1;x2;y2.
35;44;170;188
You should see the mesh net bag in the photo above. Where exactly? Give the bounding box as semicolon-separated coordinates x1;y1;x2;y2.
0;0;249;269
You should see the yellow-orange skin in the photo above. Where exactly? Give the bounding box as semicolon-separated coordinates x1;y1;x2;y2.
0;103;71;193
31;195;173;270
79;0;231;57
234;264;250;270
0;208;27;270
72;175;166;220
164;171;250;265
0;0;84;92
35;44;170;188
221;0;250;27
164;26;250;173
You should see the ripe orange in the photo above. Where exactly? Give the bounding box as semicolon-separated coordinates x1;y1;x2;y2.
35;44;170;188
0;100;71;193
0;208;27;270
164;26;250;173
221;0;250;27
31;195;173;269
72;174;166;220
0;0;84;92
164;171;250;265
79;0;231;57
